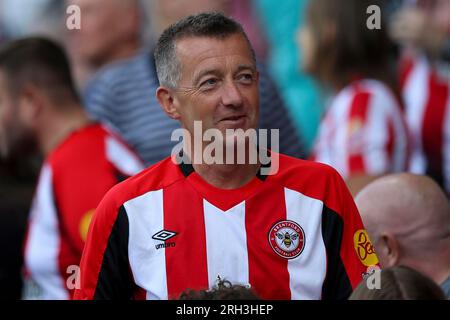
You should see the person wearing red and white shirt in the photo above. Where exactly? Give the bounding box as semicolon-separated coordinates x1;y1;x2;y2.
74;13;376;300
23;124;143;300
0;38;144;299
312;80;408;182
391;0;450;196
400;53;450;196
297;0;409;194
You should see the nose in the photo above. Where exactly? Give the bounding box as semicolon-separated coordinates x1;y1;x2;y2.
220;79;244;109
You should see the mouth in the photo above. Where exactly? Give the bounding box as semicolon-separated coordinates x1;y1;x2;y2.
218;114;247;126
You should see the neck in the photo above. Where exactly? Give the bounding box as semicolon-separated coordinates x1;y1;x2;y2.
402;244;450;285
182;132;263;189
431;246;450;285
193;162;260;190
186;144;261;189
38;104;90;157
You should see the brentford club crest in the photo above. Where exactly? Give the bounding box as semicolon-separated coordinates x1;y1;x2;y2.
268;220;305;259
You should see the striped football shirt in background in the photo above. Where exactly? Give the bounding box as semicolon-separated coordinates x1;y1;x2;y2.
312;79;409;179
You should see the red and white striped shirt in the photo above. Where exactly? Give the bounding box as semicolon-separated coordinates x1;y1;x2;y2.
312;79;409;179
74;153;378;300
400;54;450;195
23;124;144;300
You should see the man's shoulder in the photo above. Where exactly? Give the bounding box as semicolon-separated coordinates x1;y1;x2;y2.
48;124;107;164
277;153;341;179
47;123;143;181
274;153;348;204
98;156;183;211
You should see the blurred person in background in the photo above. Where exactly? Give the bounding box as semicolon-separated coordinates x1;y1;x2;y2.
0;0;53;300
0;38;144;299
349;266;447;300
255;0;324;153
391;0;450;62
0;0;54;39
356;173;450;298
149;0;268;59
0;157;35;300
84;0;304;166
66;0;143;89
391;0;450;197
297;0;409;195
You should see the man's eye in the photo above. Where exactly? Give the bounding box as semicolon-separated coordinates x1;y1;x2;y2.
238;74;254;83
201;79;218;87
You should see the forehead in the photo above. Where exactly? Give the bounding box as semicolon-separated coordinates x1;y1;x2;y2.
175;34;255;75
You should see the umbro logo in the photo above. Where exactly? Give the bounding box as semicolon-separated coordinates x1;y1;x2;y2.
152;229;177;241
152;229;177;250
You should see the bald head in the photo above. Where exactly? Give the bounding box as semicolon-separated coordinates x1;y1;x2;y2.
356;174;450;270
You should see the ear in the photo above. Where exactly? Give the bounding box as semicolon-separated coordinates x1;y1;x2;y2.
156;86;181;120
18;85;44;126
380;234;400;267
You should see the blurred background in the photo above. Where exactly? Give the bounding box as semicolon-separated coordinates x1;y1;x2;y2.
0;0;449;299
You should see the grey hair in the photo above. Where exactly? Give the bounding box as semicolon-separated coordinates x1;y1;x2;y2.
154;12;256;89
155;41;181;89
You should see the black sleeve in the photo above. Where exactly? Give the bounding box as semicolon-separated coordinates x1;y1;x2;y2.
321;205;353;300
93;205;135;300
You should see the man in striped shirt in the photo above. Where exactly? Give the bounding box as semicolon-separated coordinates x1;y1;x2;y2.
400;54;450;197
74;13;376;300
0;38;144;299
392;0;450;196
66;0;143;89
299;0;409;195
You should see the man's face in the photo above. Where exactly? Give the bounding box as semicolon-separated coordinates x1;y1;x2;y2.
171;33;259;139
0;72;34;160
67;0;137;66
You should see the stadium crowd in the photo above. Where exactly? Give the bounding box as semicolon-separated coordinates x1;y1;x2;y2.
0;0;449;300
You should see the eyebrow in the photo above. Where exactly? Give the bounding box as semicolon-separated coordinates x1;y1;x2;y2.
235;64;257;74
